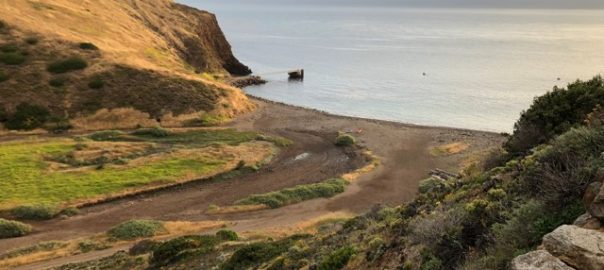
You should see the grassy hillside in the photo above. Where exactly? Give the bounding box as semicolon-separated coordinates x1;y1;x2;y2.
47;76;604;270
0;0;254;132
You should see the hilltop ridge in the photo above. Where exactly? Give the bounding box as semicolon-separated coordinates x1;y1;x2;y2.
0;0;253;131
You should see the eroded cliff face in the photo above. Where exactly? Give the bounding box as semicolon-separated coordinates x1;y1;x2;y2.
125;0;252;75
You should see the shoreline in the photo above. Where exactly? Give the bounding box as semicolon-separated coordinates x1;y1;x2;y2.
245;94;504;136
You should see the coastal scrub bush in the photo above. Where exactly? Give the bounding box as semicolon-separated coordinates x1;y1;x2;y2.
132;127;170;138
0;43;18;53
236;178;348;208
525;126;604;204
0;70;8;82
10;204;59;220
88;130;124;141
108;219;165;240
3;103;50;130
220;235;310;270
505;76;604;154
49;77;66;87
88;76;104;89
79;42;98;50
24;36;39;45
335;134;355;147
0;52;26;65
151;235;218;266
216;229;238;241
0;218;32;239
47;57;88;73
318;245;356;270
0;106;7;122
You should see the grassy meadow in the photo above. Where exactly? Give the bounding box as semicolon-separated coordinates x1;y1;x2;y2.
0;129;277;211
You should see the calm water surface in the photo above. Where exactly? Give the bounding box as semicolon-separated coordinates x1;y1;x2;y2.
185;1;604;131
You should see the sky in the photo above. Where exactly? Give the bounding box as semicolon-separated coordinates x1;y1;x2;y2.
179;0;604;9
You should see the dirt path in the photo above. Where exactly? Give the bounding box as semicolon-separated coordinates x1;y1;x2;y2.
0;98;503;268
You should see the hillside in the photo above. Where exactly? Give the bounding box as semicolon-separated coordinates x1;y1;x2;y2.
0;0;254;132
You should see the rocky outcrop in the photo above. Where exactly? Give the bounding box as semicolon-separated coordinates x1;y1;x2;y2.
573;213;602;230
542;225;604;270
126;0;252;75
584;181;604;221
511;250;574;270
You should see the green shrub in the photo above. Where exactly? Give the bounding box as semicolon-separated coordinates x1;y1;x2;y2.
0;218;32;239
88;76;104;89
24;37;39;45
236;178;348;208
11;204;59;220
59;207;80;217
47;57;88;73
335;134;355;147
108;219;165;240
132;127;170;138
0;43;18;53
88;130;124;141
151;235;218;266
419;177;447;194
49;77;66;87
318;246;356;270
0;70;8;82
0;106;7;122
0;52;26;65
4;103;50;130
79;42;98;50
526;127;604;204
129;239;159;255
78;239;110;253
216;229;239;241
221;241;292;270
505;76;604;154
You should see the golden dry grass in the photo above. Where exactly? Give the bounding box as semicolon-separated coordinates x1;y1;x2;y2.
0;220;227;269
341;150;380;182
205;204;269;215
430;142;470;156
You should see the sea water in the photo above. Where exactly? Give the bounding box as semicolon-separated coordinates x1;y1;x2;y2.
182;1;604;132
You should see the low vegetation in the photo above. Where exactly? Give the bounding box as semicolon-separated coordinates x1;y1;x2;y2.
46;57;88;73
108;219;165;240
78;42;98;50
24;36;39;45
87;76;104;89
3;102;50;130
0;70;8;82
10;204;59;220
235;178;348;208
335;133;356;147
0;128;280;215
0;51;26;65
49;77;66;87
0;218;32;239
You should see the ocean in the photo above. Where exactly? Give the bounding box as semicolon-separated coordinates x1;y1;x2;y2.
183;1;604;132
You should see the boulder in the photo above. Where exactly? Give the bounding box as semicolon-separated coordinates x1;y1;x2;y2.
573;213;602;230
511;250;574;270
586;182;604;221
583;182;601;207
542;225;604;270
